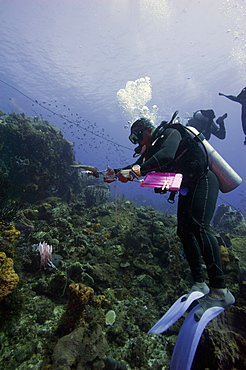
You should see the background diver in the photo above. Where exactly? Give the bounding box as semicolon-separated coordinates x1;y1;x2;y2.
219;87;246;145
104;116;235;323
186;109;227;140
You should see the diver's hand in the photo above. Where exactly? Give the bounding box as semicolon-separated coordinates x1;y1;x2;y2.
103;166;116;183
116;170;134;183
216;113;227;126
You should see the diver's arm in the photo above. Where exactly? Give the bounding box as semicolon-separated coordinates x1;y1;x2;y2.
109;128;182;179
140;129;182;175
211;121;225;139
219;92;240;103
106;158;143;182
211;113;227;139
220;89;246;143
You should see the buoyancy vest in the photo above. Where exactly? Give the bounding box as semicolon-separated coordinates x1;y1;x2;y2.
151;123;208;185
152;123;242;192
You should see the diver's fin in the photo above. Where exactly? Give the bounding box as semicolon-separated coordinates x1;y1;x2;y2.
194;289;235;322
148;284;209;334
170;304;224;370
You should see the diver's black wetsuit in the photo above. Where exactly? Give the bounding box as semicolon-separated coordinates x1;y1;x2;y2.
187;116;226;140
132;124;225;289
219;87;246;144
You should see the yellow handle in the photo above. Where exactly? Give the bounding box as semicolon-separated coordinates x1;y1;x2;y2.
162;179;168;191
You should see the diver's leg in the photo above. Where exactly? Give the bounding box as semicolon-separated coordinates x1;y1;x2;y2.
188;171;226;289
187;171;235;320
172;172;235;368
177;190;205;285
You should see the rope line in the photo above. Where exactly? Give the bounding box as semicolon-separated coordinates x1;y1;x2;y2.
0;78;132;151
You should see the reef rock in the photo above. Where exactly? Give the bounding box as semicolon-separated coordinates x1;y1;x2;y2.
53;324;108;369
193;305;246;369
213;204;246;233
84;183;110;207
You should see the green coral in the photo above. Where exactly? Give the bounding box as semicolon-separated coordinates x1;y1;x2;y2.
0;111;82;203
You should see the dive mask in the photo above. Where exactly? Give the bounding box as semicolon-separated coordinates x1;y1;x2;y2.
129;130;143;144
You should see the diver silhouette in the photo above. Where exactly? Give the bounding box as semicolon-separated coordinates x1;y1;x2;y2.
219;87;246;145
186;109;227;141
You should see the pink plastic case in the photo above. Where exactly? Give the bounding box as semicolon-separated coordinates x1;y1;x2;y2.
140;172;183;191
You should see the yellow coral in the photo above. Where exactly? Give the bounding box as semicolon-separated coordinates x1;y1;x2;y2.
0;252;19;301
219;245;230;270
1;223;21;242
58;283;111;336
69;283;95;303
0;222;20;257
92;223;101;231
82;228;95;235
219;245;230;263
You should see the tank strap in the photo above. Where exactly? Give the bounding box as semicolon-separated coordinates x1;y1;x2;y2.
184;126;209;169
193;132;205;142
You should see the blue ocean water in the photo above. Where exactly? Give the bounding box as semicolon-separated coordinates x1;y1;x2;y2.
0;0;245;213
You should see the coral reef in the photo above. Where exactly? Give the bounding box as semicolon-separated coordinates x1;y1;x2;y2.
0;222;20;257
0;252;19;301
0;111;245;370
0;173;21;225
2;193;244;370
213;204;246;234
0;110;82;203
57;283;109;336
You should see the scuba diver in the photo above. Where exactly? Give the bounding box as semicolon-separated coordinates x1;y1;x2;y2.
186;109;227;140
104;115;235;368
105;116;235;313
219;87;246;145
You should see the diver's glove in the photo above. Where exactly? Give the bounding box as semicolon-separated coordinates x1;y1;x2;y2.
116;169;135;183
103;166;117;183
216;113;227;127
117;164;142;182
104;166;140;183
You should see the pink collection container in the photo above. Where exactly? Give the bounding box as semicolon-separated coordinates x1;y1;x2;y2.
140;172;183;191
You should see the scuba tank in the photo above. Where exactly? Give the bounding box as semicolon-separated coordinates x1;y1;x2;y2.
186;126;242;193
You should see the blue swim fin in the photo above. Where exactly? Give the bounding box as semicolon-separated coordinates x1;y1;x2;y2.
170;304;224;370
148;289;207;334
